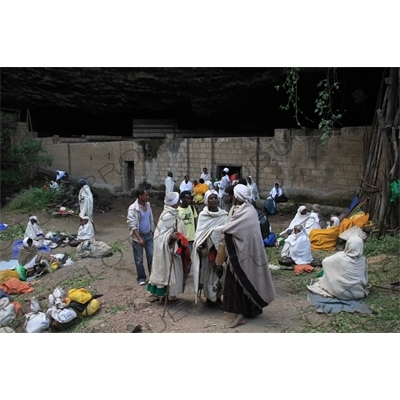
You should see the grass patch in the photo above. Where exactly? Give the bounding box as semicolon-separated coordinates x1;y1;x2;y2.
364;234;400;257
3;185;76;213
268;236;400;333
109;241;128;254
0;223;25;242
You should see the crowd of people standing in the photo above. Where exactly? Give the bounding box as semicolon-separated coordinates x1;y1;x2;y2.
126;167;280;328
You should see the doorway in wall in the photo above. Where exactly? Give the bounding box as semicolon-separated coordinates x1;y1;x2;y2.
125;161;135;191
216;165;242;183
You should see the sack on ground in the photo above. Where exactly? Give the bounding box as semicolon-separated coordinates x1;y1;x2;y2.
24;312;50;333
76;239;113;260
0;298;16;327
68;288;92;304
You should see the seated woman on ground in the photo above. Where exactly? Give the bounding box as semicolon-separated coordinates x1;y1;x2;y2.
279;205;310;237
327;216;340;228
69;217;95;247
18;237;53;276
24;216;45;248
309;236;369;300
280;224;313;265
193;178;209;204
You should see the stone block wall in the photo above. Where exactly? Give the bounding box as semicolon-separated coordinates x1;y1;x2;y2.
36;126;368;205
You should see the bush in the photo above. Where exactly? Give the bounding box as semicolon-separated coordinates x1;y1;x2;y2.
3;185;75;213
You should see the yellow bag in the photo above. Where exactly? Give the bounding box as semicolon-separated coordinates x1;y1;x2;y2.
67;288;92;304
78;299;100;317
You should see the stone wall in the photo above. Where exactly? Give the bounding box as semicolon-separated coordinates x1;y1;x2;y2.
36;126;369;206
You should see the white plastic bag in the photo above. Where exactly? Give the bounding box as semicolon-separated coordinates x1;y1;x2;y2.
24;312;50;333
51;308;77;323
0;298;16;327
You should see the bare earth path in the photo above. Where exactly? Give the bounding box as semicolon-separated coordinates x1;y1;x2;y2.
0;190;328;333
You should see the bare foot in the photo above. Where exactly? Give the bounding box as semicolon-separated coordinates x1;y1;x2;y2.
230;314;246;328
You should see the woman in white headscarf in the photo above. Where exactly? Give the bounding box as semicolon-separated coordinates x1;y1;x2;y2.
69;216;95;247
220;184;276;328
327;216;340;228
313;236;369;300
281;224;313;265
148;192;189;300
24;216;45;247
279;205;310;237
246;176;260;201
192;190;228;307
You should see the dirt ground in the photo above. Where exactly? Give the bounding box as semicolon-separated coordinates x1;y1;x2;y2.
0;189;330;333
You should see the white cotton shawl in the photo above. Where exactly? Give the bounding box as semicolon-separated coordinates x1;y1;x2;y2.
222;202;276;307
164;176;175;194
149;206;187;297
79;185;94;221
304;211;321;235
318;236;369;300
77;221;95;240
192;206;228;302
281;228;313;264
280;205;310;236
24;221;43;240
247;176;260;200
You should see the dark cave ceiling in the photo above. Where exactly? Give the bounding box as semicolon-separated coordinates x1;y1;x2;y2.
0;67;386;137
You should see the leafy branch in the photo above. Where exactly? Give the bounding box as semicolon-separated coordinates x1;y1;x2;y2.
315;70;345;144
275;67;314;128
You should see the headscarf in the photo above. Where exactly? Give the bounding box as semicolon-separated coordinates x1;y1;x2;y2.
23;237;31;248
30;216;38;223
318;235;368;300
204;189;218;205
81;216;90;221
280;205;310;236
329;216;340;227
234;184;252;204
294;224;303;232
281;223;313;264
79;179;86;185
167;171;173;177
223;167;229;173
164;192;180;206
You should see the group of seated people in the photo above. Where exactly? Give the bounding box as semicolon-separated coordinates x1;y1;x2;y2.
276;203;371;301
17;214;96;275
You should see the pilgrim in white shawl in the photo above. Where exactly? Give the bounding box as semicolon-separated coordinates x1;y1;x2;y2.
24;216;45;247
78;179;94;222
147;192;190;300
279;205;310;237
221;184;276;328
304;204;322;235
164;171;175;195
246;176;260;201
192;190;228;307
327;216;340;228
281;224;313;265
310;236;369;300
69;217;95;247
18;238;38;269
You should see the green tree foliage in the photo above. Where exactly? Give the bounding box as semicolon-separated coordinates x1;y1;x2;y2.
0;112;54;186
275;67;344;144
